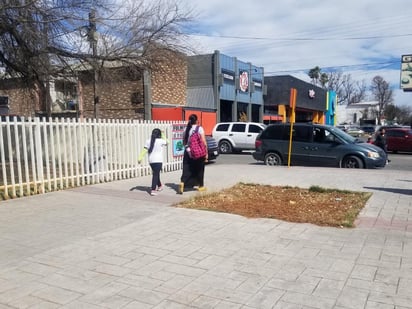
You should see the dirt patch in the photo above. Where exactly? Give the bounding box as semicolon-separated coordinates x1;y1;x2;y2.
175;183;372;227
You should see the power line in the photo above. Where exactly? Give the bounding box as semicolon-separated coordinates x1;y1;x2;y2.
187;33;412;42
265;61;400;76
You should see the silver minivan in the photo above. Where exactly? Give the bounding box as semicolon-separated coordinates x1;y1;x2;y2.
212;122;266;154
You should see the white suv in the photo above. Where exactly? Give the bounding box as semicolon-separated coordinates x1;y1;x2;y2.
212;122;266;154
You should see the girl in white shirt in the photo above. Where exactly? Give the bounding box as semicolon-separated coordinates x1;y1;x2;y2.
138;128;168;196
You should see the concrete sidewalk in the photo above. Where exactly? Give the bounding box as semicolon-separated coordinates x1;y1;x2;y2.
0;164;411;308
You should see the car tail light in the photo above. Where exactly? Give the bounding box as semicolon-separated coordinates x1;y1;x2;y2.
255;139;262;148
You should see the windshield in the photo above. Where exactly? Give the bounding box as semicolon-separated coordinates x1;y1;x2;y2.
329;126;357;143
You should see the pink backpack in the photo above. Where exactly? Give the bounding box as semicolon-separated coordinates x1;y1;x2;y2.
189;126;207;159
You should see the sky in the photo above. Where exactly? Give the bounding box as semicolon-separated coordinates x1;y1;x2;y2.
179;0;412;107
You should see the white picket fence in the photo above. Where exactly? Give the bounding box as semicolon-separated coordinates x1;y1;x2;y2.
0;116;183;199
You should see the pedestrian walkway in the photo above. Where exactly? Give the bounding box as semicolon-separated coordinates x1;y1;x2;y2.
0;164;411;308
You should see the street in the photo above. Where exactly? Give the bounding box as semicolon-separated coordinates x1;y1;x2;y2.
212;151;412;172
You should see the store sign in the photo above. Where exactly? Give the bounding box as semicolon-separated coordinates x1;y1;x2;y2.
239;70;249;92
253;80;262;89
401;54;412;91
308;89;315;99
221;69;235;81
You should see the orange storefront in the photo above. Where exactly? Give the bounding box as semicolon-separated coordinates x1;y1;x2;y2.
152;106;216;135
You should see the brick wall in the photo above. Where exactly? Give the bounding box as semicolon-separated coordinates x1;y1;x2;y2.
0;78;40;117
79;70;145;120
1;51;188;120
151;52;187;106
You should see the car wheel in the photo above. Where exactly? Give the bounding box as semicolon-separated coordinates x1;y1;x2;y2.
264;152;282;166
341;155;364;168
219;140;233;154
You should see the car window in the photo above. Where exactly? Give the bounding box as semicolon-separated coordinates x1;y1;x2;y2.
291;126;311;142
231;123;246;133
282;125;291;140
248;124;263;133
1;115;21;122
313;127;335;143
386;130;406;137
262;125;284;139
330;126;356;143
216;124;230;132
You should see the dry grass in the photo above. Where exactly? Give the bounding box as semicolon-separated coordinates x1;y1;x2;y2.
175;183;372;228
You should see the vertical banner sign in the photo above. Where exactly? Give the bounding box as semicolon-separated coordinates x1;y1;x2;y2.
172;123;186;157
239;70;249;92
401;54;412;91
288;88;297;167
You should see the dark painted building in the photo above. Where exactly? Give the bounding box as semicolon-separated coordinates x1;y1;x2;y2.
264;75;327;123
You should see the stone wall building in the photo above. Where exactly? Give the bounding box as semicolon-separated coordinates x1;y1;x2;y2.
0;49;187;120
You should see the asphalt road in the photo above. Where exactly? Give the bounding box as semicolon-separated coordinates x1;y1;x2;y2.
212;151;412;172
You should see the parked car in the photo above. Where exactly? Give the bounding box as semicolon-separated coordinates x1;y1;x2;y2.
375;125;408;133
212;122;266;154
360;125;376;135
206;136;219;161
252;123;386;169
0;114;22;122
336;125;348;132
346;126;364;137
385;127;412;153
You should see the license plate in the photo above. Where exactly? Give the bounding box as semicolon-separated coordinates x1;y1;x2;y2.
213;151;218;155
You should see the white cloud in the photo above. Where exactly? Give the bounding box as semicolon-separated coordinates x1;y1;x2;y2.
180;0;412;106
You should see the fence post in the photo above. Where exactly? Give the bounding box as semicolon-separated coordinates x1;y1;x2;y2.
34;118;44;194
0;120;9;199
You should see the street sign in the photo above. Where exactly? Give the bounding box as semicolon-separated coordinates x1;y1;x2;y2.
400;54;412;91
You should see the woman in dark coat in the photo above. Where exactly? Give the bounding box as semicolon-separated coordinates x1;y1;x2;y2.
178;114;208;194
374;127;390;163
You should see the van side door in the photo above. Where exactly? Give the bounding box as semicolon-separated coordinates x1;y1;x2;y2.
310;127;342;167
284;125;313;165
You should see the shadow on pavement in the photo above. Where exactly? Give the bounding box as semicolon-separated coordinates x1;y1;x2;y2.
129;185;149;193
364;186;412;196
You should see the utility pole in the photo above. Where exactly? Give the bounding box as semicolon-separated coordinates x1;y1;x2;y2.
88;9;99;118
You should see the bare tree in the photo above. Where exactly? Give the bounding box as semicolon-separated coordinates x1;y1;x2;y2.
308;67;367;105
0;0;193;116
370;75;393;125
383;103;412;125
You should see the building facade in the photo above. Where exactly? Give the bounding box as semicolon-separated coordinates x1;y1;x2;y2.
3;50;340;134
264;75;328;124
186;50;265;123
151;50;266;134
0;50;187;121
336;101;379;125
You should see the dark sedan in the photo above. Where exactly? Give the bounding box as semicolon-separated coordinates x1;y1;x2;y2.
206;136;219;161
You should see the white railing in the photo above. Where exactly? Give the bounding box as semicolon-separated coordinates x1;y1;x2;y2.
0;117;183;199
